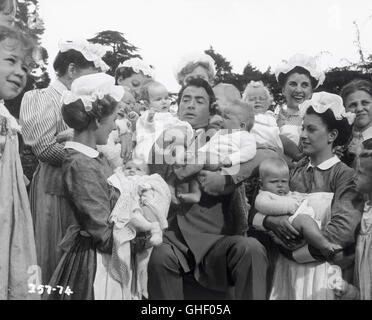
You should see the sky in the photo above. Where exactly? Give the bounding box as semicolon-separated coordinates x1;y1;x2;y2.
37;0;372;92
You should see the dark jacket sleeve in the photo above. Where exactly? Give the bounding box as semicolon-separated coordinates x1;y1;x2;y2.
322;165;363;248
64;159;113;253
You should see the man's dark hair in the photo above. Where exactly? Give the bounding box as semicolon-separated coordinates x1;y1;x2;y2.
177;78;216;110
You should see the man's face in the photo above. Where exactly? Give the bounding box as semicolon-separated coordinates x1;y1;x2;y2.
178;86;210;129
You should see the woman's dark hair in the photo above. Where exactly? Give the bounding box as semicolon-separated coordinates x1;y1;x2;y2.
306;106;352;147
114;66;137;84
278;66;318;89
62;95;118;132
53;49;96;77
177;78;216;111
340;79;372;104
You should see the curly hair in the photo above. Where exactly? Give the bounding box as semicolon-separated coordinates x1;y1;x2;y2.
62;95;118;132
176;61;215;86
0;24;36;67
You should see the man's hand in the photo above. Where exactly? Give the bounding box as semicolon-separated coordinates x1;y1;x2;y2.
197;170;228;196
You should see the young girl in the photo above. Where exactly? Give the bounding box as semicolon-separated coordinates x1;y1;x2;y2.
46;73;148;300
0;24;39;299
333;148;372;300
0;0;16;26
243;80;303;162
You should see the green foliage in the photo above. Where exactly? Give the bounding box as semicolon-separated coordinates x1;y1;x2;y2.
88;30;141;76
15;0;45;42
205;46;233;83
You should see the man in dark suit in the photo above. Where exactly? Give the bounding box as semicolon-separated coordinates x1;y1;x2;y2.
147;78;272;300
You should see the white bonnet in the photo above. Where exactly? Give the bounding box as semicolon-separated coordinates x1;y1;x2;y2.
61;73;124;112
299;92;355;124
174;52;216;85
58;39;109;72
116;57;155;78
274;53;325;88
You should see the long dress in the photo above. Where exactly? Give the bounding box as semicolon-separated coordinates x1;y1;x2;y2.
47;146;119;300
19;80;76;284
0;102;39;300
354;201;372;300
269;156;363;300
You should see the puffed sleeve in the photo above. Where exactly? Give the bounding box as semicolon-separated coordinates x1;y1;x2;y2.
322;165;363;248
20;90;65;166
64;158;114;253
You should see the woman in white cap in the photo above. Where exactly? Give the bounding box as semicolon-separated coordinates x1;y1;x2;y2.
115;57;155;103
174;52;216;87
275;53;325;146
19;39;109;284
250;92;363;299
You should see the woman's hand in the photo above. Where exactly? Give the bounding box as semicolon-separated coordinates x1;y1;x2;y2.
56;128;74;143
264;215;300;244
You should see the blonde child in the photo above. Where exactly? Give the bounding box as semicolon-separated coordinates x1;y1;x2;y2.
255;158;341;259
173;99;256;203
333;148;372;300
133;80;193;164
243;81;303;162
0;24;39;299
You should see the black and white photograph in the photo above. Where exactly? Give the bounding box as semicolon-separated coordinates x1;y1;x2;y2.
0;0;372;308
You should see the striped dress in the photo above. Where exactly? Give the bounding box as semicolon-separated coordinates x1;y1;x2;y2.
19;80;77;284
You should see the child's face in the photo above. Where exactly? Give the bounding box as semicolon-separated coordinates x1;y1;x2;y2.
148;84;170;113
222;104;254;131
245;87;271;115
355;157;372;196
123;161;149;176
221;105;242;130
0;40;29;100
261;169;290;196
